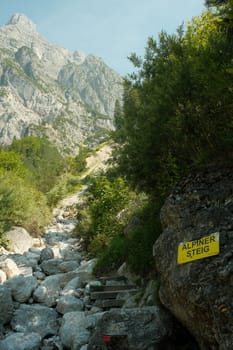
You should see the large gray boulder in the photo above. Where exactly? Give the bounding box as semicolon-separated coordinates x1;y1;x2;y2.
88;306;175;350
5;275;38;303
56;295;84;314
11;304;58;338
33;274;63;307
74;259;97;283
58;260;80;273
60;311;103;350
40;258;63;275
0;332;41;350
61;248;82;262
154;166;233;350
3;227;34;254
60;276;83;296
0;285;14;325
39;247;54;263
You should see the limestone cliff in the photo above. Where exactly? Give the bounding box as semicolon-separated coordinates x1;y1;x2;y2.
0;14;123;154
154;166;233;350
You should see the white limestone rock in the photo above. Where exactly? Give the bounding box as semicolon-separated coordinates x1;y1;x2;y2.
3;227;34;254
0;269;7;284
0;257;20;279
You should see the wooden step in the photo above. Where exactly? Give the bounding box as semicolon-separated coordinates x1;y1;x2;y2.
90;284;137;292
90;289;139;300
94;299;125;309
90;291;119;300
99;276;128;283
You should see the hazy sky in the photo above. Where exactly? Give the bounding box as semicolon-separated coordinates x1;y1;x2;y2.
1;0;205;75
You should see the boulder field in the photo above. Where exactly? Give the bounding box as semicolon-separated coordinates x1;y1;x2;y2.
0;197;177;350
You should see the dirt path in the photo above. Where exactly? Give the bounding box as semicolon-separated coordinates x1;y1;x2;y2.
84;143;113;177
56;143;113;211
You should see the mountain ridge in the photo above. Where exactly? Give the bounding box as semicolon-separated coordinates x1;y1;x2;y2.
0;13;123;154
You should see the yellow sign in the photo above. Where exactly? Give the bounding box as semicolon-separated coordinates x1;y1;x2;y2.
177;232;219;265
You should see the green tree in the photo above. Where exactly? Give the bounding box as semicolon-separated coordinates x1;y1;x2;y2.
66;145;88;174
113;99;124;141
0;185;15;236
206;0;228;6
205;0;233;32
0;150;28;178
115;11;233;196
75;175;131;254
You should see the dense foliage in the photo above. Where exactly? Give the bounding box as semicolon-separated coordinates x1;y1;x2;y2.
0;173;50;237
91;3;233;276
114;8;233;198
74;175;132;253
0;136;87;244
73;172;161;275
9;136;65;192
66;145;88;175
2;2;233;282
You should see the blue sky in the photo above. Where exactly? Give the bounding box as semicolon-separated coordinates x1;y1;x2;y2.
0;0;205;75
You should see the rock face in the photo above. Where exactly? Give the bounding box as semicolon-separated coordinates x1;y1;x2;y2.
154;166;233;350
0;13;123;154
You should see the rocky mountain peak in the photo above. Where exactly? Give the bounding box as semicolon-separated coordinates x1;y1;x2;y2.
6;13;36;32
0;13;123;154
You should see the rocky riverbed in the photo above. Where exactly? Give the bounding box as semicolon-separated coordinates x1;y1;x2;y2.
0;190;177;350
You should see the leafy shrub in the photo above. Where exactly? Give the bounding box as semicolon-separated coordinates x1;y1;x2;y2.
10;136;65;192
46;176;68;207
66;146;88;174
66;175;81;193
126;202;162;275
74;175;132;253
93;200;162;276
0;172;51;237
93;235;128;275
0;150;29;178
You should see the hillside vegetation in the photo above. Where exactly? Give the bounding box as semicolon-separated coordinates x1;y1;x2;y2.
74;1;233;276
1;1;233;279
0;136;89;245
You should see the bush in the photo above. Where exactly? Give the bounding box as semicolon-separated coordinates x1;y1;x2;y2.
126;202;162;275
74;175;132;253
93;235;128;275
94;200;162;276
0;172;51;237
46;176;67;207
10;136;65;192
66;145;88;174
73;207;94;251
